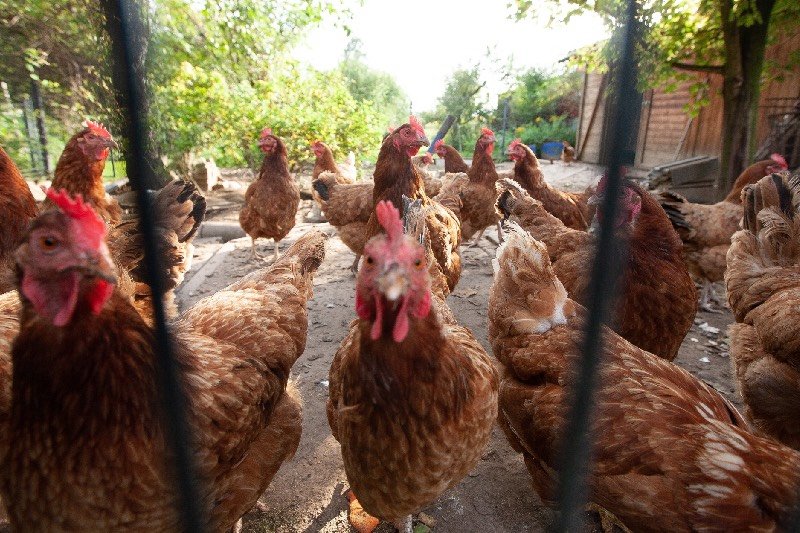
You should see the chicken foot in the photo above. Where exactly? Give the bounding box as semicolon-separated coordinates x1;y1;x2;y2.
345;490;379;533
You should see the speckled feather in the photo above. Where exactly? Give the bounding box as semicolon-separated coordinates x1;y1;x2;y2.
0;147;38;293
497;179;696;360
726;172;800;449
490;227;800;532
327;302;498;521
1;230;326;531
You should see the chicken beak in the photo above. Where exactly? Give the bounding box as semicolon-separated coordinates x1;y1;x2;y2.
62;247;118;285
418;135;430;148
376;264;408;302
588;194;603;206
103;138;119;150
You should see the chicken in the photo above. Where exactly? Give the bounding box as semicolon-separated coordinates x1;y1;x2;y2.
489;223;800;532
506;138;591;230
496;177;696;361
366;116;462;292
110;179;206;320
327;200;497;533
659;153;789;310
0;146;38;294
311;140;357;184
1;190;326;531
313;173;374;272
561;140;575;165
435;128;503;243
309;140;356;222
726;171;800;450
47;120;122;225
433;139;469;174
411;152;443;196
240;127;301;261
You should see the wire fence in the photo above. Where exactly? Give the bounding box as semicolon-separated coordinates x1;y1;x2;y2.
100;0;800;531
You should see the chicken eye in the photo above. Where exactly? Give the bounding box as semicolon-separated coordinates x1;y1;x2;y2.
414;258;423;269
365;256;374;266
39;235;59;251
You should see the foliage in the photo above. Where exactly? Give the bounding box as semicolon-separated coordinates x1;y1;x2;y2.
496;68;582;129
0;0;394;176
422;66;489;152
338;39;409;127
513;115;577;147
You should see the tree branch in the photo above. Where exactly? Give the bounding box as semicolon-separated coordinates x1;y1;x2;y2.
672;61;725;74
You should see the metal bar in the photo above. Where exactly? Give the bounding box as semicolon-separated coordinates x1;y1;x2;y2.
103;1;204;531
427;114;456;154
553;0;640;530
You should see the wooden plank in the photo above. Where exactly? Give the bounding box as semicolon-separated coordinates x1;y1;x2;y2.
577;73;607;161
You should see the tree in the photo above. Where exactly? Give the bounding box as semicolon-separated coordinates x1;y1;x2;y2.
514;0;799;197
423;66;486;151
338;38;409;128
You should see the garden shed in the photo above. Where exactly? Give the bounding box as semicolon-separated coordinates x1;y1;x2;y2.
576;31;800;171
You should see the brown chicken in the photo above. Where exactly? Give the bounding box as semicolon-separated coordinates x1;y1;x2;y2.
366;116;462;292
496;177;696;361
1;191;326;531
309;140;356;221
659;153;789;310
561;140;575;165
311;140;356;183
507;139;591;230
110;179;207;320
489;224;800;532
240;127;300;261
0;146;38;294
47;120;122;225
327;200;497;533
726;171;800;450
313;173;374;272
438;128;503;242
433;139;469;174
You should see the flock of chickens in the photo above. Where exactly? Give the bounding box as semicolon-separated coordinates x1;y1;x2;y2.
0;115;797;532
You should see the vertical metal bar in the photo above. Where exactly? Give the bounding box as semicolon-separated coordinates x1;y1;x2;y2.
103;1;204;531
553;0;640;530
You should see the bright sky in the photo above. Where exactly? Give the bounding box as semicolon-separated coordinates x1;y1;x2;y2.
292;0;609;113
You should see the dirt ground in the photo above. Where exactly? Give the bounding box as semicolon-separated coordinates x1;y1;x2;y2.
168;160;740;533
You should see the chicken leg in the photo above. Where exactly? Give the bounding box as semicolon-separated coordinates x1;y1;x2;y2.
249;237;262;260
350;254;361;275
273;240;280;262
699;281;723;313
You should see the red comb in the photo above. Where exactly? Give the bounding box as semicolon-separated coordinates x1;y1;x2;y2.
260;127;273;139
770;153;788;169
375;200;403;245
409;115;425;137
481;127;494;137
509;138;522;149
83;120;112;139
434;139;444;149
46;189;107;250
387;125;396;134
